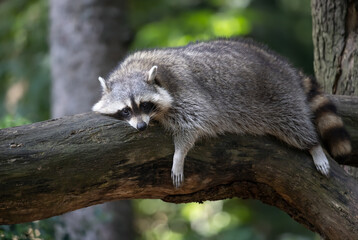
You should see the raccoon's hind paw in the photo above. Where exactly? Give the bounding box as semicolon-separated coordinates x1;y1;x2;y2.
314;159;330;176
171;170;184;188
309;145;330;176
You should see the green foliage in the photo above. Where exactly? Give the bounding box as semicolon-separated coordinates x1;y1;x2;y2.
0;218;57;240
0;0;50;122
134;199;318;240
0;114;31;128
132;9;251;48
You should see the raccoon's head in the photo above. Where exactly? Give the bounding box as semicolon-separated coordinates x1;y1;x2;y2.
92;65;172;131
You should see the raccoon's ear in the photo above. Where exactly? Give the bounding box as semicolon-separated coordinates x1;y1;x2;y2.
98;76;110;93
147;66;158;84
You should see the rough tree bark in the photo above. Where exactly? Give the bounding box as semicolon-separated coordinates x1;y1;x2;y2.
0;95;357;240
311;0;358;95
311;0;358;177
49;0;133;239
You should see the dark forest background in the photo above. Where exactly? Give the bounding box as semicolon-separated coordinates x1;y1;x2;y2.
0;0;319;239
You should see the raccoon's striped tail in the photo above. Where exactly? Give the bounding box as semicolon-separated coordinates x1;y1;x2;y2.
303;76;351;164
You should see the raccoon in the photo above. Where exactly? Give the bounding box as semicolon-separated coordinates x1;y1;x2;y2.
92;38;351;188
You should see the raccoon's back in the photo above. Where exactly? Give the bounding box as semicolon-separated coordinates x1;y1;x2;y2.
181;39;303;93
179;39;309;115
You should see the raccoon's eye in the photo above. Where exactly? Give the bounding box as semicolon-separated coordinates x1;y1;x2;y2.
119;107;131;118
140;102;155;113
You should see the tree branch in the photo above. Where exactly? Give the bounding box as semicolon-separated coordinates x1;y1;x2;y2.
1;95;358;239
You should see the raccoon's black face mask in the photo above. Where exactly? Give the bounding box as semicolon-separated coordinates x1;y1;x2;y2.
111;100;157;131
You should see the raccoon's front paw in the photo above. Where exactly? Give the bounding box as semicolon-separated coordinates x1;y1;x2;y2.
171;169;184;188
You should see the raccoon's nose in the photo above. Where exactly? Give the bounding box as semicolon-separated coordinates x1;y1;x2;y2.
137;122;147;131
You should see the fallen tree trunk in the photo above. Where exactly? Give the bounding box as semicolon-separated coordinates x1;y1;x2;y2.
0;95;358;239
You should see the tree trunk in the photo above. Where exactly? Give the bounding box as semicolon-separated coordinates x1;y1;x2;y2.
49;0;133;239
0;95;358;240
311;0;358;178
50;0;131;117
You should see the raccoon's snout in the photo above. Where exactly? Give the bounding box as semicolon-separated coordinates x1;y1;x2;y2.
137;122;147;131
128;116;149;131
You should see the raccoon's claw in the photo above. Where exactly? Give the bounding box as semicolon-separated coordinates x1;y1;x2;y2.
171;170;184;188
314;159;330;176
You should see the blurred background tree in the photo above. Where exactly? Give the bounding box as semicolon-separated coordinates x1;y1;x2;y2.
0;0;320;239
50;0;133;239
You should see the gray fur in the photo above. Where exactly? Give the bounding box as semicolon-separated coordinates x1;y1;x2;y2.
93;38;329;187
